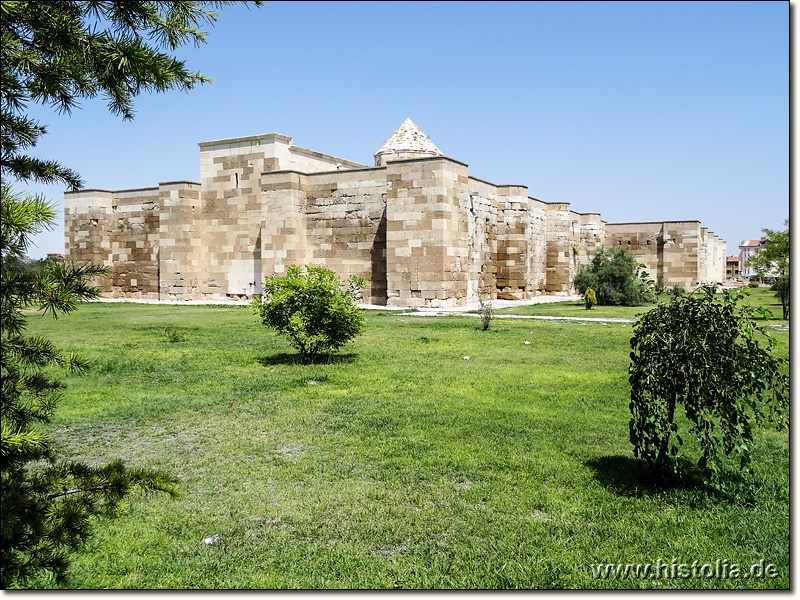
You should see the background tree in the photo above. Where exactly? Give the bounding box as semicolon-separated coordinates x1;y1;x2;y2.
1;1;260;586
745;219;789;319
572;246;655;306
252;265;367;364
628;285;788;497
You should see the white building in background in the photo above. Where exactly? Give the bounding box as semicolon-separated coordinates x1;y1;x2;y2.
738;239;763;279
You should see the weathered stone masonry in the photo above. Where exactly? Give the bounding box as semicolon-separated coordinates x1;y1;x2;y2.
64;119;727;306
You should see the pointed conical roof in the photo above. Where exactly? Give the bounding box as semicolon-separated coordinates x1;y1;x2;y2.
374;118;442;165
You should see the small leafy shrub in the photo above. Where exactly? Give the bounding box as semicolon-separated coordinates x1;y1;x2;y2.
748;281;760;288
252;265;368;364
477;288;494;330
668;284;685;297
162;326;186;343
628;285;788;497
584;287;597;310
572;247;654;306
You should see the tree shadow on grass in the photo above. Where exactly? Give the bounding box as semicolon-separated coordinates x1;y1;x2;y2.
586;455;708;499
589;455;766;507
255;353;358;366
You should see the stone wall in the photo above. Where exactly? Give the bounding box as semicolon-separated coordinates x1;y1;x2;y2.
573;212;605;273
64;131;727;305
64;189;114;275
603;221;663;285
302;168;388;304
699;228;727;285
543;203;572;294
194;134;366;300
156;182;203;300
64;183;201;299
604;221;726;289
494;186;530;299
466;177;500;300
193;134;370;300
385;157;471;307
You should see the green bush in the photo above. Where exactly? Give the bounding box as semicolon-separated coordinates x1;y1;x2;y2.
572;247;654;306
252;265;367;363
669;285;685;297
628;285;788;496
748;281;760;288
584;287;597;310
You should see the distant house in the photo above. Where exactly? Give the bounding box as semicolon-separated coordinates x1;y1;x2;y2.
46;253;65;264
726;255;740;280
738;240;762;279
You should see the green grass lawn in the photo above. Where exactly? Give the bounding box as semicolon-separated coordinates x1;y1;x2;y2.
494;300;651;320
20;299;789;589
496;286;787;321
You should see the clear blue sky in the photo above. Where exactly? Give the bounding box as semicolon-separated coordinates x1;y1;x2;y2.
20;0;787;259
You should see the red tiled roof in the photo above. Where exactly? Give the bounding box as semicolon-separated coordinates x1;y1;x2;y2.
740;240;761;247
726;256;740;262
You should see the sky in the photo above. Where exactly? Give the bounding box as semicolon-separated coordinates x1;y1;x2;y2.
18;0;788;259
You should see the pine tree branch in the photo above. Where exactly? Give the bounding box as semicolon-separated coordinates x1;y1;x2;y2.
46;484;118;500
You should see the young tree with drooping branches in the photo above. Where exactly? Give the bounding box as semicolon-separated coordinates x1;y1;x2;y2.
628;285;788;498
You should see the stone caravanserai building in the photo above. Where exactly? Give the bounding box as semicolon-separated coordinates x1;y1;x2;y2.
64;119;726;307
